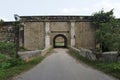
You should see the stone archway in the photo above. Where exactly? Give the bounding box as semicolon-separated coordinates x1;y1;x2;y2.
53;34;67;48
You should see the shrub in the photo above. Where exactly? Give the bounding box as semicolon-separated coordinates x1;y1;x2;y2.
0;58;25;69
0;42;16;57
0;54;10;62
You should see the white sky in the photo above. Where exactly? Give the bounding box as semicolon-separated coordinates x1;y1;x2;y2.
0;0;120;21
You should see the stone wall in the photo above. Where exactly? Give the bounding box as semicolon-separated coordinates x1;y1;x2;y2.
50;22;70;31
0;22;14;42
24;22;45;50
0;16;97;50
0;25;3;40
50;22;70;47
69;47;96;60
70;47;120;62
75;22;95;49
55;36;64;42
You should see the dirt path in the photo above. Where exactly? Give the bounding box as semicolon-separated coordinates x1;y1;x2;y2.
13;48;117;80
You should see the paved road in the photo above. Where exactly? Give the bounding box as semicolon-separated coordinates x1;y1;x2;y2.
14;48;117;80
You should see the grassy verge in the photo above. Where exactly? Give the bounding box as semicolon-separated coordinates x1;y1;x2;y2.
69;49;120;79
0;48;53;80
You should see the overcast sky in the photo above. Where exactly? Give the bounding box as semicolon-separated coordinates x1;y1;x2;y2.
0;0;120;21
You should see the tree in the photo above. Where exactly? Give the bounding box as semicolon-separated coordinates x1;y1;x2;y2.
91;9;120;52
91;9;114;27
100;19;120;51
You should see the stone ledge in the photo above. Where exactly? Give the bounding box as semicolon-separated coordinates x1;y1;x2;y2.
18;50;41;61
69;47;120;62
18;46;52;61
100;51;120;62
69;47;96;60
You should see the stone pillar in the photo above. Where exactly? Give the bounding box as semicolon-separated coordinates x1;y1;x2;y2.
45;22;50;48
70;21;75;47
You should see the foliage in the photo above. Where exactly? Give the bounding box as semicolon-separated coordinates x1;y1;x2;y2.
0;47;52;80
92;9;120;51
0;42;16;57
99;19;120;51
0;58;25;69
91;9;114;27
0;54;44;80
0;54;10;62
0;53;24;69
69;49;120;79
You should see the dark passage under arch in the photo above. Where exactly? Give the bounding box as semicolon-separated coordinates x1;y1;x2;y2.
53;34;67;48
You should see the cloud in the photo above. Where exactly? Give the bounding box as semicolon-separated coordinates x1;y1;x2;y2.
59;0;120;18
59;8;90;15
60;8;81;14
92;0;120;18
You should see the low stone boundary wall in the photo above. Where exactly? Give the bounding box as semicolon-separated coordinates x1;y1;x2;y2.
100;51;120;62
69;47;96;60
69;47;120;62
18;46;52;61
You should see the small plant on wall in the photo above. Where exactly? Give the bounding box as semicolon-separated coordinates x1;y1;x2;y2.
0;19;4;25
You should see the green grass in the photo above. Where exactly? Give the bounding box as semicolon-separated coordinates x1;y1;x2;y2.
55;42;64;46
69;49;120;79
0;48;53;80
0;54;10;62
0;56;44;80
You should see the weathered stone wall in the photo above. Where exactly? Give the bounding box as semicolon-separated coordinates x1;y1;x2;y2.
50;22;70;47
55;36;64;42
23;21;95;49
75;22;95;49
24;22;45;50
50;22;70;31
0;22;14;42
0;25;2;40
0;16;96;50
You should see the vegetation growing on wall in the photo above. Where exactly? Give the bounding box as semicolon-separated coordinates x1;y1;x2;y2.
0;19;4;25
92;9;120;52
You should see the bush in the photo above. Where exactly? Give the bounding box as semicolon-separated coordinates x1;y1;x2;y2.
97;63;120;72
0;42;16;57
0;58;25;69
0;54;10;62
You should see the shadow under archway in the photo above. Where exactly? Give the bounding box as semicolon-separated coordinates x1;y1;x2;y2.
53;34;67;48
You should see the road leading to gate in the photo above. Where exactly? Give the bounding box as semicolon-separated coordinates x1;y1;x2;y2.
14;48;118;80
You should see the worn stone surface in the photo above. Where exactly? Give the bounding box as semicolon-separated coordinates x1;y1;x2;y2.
70;22;75;47
75;22;96;49
0;22;14;42
45;22;50;48
50;22;70;47
0;16;96;50
100;51;119;62
70;47;96;60
18;50;41;61
80;48;96;60
24;22;45;50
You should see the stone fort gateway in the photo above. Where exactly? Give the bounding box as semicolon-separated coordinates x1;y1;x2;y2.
0;16;96;50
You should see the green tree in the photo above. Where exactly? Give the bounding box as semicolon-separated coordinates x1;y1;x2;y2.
91;9;114;27
91;9;120;51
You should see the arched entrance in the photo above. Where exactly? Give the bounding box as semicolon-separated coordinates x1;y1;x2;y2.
53;34;67;48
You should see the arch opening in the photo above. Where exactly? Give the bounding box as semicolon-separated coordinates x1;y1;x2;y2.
53;34;67;48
